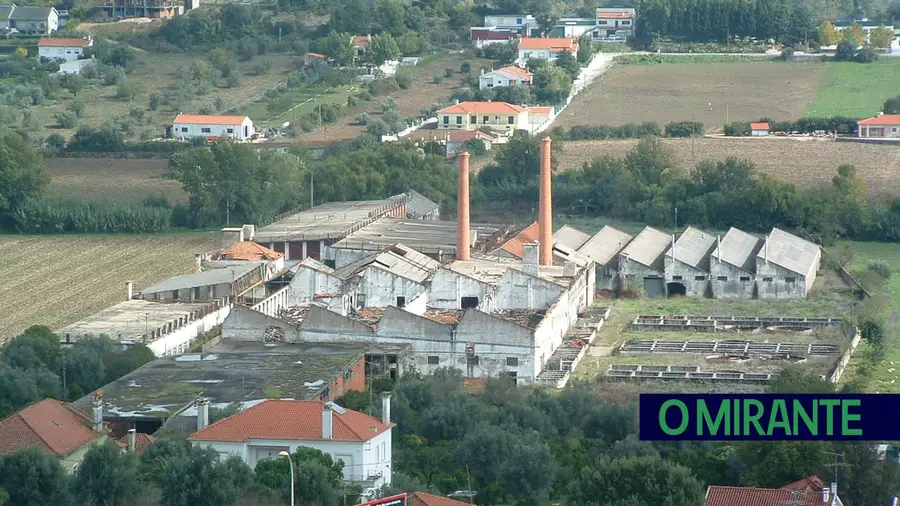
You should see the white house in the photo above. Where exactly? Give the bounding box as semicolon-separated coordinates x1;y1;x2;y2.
750;122;770;136
483;14;537;35
594;7;635;41
189;398;394;496
556;18;597;38
856;113;900;138
9;6;58;34
38;37;92;62
517;37;578;64
437;101;529;133
172;114;255;141
478;65;533;90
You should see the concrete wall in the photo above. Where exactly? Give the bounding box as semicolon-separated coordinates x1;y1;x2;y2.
619;256;664;297
322;246;372;269
496;269;564;309
358;266;427;309
222;305;297;342
756;260;808;299
455;309;537;382
709;257;755;299
299;305;376;342
429;267;497;311
595;263;619;292
149;304;231;356
664;256;709;297
531;265;594;377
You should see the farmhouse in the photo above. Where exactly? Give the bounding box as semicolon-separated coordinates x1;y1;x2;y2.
577;225;633;292
593;8;635;41
517;37;578;63
856;113;900;138
437;101;529;133
171;114;254;141
619;226;671;298
709;227;763;299
664;226;718;297
470;28;519;48
351;34;371;59
189;398;394;496
9;5;58;34
38;37;92;62
751;122;770;136
478;65;533;89
756;227;821;299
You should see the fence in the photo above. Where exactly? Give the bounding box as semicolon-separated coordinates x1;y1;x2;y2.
829;326;862;384
384;117;438;142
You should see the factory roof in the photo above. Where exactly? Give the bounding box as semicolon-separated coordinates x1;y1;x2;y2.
403;190;440;219
494;222;539;258
553;225;591;250
330;218;505;255
758;227;821;276
711;227;762;273
253;198;405;243
444;254;578;287
70;341;368;421
139;261;265;294
56;300;215;344
493;309;547;329
620;226;671;270
332;244;440;283
577;225;633;266
665;226;717;271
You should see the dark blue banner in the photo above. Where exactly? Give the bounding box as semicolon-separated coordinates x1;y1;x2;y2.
639;394;900;441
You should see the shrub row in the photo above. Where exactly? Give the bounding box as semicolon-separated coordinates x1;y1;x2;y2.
724;116;861;136
7;198;171;233
560;121;704;141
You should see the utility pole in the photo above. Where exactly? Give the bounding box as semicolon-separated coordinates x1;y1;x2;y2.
823;451;852;487
674;206;678;229
465;465;474;505
692;111;696;161
310;170;314;208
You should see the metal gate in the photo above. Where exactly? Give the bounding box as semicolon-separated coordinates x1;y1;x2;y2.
643;277;665;298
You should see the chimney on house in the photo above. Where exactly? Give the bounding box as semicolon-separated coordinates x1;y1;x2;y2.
241;224;256;241
126;281;133;301
196;398;210;431
381;392;391;425
322;404;334;439
91;391;103;432
563;260;577;277
522;241;540;276
822;488;830;504
457;152;471;261
538;137;553;266
127;428;136;453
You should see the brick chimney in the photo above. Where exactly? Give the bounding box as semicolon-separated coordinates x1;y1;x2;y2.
457;152;471;261
539;137;553;265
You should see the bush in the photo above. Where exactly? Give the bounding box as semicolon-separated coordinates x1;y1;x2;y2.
444;68;454;78
465;138;486;155
564;122;661;140
55;111;78;129
45;133;66;152
432;74;443;84
367;77;399;96
347;94;358;107
396;72;412;90
359;90;373;101
116;81;137;100
67;98;85;118
664;121;704;137
355;112;369;125
723;121;751;136
868;259;892;279
854;46;878;63
366;119;389;137
103;67;125;86
460;61;471;73
780;47;794;60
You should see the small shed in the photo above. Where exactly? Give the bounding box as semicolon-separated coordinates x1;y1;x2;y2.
750;122;770;136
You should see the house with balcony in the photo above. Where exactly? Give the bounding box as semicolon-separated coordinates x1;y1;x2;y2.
437;101;529;133
517;37;578;64
483;14;537;35
593;8;635;41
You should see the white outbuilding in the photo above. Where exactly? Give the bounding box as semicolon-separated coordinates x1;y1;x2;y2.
172;114;255;141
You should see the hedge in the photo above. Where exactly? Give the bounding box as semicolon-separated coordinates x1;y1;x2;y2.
724;116;861;136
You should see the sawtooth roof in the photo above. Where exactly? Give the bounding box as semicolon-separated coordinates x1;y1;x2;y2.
665;226;717;271
711;227;763;273
577;225;633;266
332;243;440;283
553;224;590;250
758;227;821;276
404;190;440;219
620;226;670;270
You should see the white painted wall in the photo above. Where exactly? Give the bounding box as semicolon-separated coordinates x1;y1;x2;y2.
39;43;90;61
174;117;254;140
148;304;231;356
429;268;497;311
358;265;427;309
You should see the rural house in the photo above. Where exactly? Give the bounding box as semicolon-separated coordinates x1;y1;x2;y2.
0;398;105;472
576;225;633;292
444;130;496;158
756;227;821;299
351;35;372;59
104;0;189;19
478;65;533;89
709;227;763;299
664;226;718;297
750;122;770;136
482;14;537;35
38;36;91;61
618;226;671;297
470;28;519;48
856;113;900;138
593;8;635;41
437;101;529;133
9;5;58;34
704;477;843;506
171;114;254;141
189;398;394;497
517;37;578;63
552;18;597;38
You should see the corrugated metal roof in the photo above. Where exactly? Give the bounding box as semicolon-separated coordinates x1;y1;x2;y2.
711;227;762;273
665;226;717;271
405;190;440;219
757;227;821;276
140;261;264;294
577;225;633;266
553;225;590;250
620;226;669;269
333;243;439;283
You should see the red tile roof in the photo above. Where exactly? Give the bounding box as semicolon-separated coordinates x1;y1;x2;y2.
410;492;473;506
0;399;102;456
351;35;372;47
527;106;554;116
496;65;532;80
39;37;92;47
596;11;633;18
218;241;284;261
173;114;249;125
750;122;770;130
857;114;900;125
438;101;526;115
446;130;496;142
499;221;539;257
783;476;826;492
114;433;157;456
307;52;327;58
518;37;577;51
705;486;829;506
188;400;393;443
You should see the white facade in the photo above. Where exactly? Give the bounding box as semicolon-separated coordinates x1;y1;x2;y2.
483;14;536;34
172;116;254;141
593;8;635;41
478;68;531;90
39;40;91;62
11;7;58;34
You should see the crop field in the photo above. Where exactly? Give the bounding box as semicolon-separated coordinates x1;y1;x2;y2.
557;137;900;196
45;157;182;203
553;61;824;132
0;232;219;344
805;61;900;118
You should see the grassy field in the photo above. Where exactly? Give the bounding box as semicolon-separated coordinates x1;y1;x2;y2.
553;61;823;132
45;157;182;203
804;61;900;118
0;232;219;344
240;84;359;131
556;137;900;196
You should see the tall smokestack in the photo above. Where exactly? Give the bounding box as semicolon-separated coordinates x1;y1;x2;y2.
457;152;471;261
539;137;552;266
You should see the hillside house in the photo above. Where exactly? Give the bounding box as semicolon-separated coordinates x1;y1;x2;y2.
478;65;533;89
437;101;529;133
38;37;92;62
351;35;372;59
856;113;900;138
9;6;58;34
470;28;519;48
104;0;187;19
483;14;537;35
444;130;496;157
577;225;633;292
171;114;254;141
664;226;717;297
517;37;578;63
618;226;670;297
593;8;635;41
750;122;770;136
189;399;394;497
756;227;821;299
709;227;763;299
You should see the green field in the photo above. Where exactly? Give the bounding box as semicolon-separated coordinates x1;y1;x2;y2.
238;84;358;130
804;61;900;118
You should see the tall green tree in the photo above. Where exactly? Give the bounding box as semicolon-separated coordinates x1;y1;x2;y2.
156;446;253;506
0;132;49;216
318;31;355;66
565;455;704;506
0;448;73;506
370;33;400;65
255;447;354;506
74;441;142;506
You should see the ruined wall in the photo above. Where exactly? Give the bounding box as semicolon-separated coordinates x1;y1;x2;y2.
358;266;427;309
664;257;710;297
709;257;755;299
756;261;807;299
618;256;665;297
496;269;564;309
321;246;372;270
221;305;297;342
429;268;497;311
289;267;343;304
455;309;537;383
299;305;377;341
